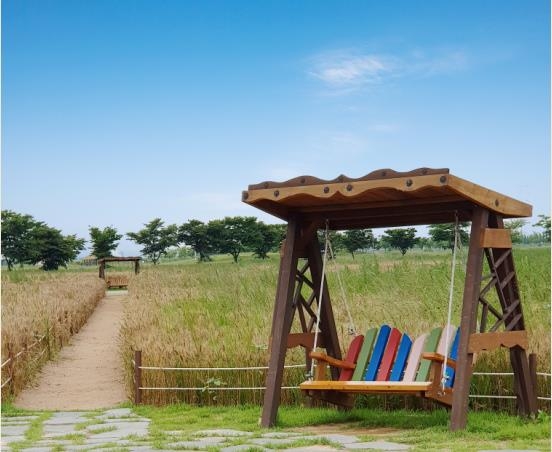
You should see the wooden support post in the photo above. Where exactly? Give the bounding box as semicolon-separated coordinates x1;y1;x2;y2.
7;347;14;394
450;207;488;431
135;260;140;275
134;350;142;404
529;353;538;398
261;218;302;428
510;348;537;415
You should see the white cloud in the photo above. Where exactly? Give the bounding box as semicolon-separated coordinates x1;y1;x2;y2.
309;53;396;88
308;48;468;94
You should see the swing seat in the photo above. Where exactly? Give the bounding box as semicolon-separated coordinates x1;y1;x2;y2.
300;325;460;406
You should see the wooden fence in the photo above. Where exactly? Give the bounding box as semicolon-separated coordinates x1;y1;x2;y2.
132;350;551;409
1;330;52;396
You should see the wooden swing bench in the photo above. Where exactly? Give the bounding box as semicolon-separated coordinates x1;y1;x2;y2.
243;167;538;430
300;325;460;406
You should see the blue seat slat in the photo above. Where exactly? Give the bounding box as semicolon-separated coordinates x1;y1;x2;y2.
363;325;391;381
445;328;460;388
390;333;412;381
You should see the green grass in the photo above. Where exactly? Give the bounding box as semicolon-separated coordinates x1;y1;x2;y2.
1;402;549;450
135;403;550;451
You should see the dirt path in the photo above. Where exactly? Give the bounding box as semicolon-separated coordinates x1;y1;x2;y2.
15;291;127;410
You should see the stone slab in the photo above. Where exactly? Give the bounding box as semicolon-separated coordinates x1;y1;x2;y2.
250;437;306;446
1;425;29;436
168;437;227;449
345;440;411;450
1;416;38;423
0;435;25;445
98;408;133;419
318;433;360;444
261;431;302;438
18;448;52;452
88;420;150;439
43;412;89;425
43;424;80;437
286;447;341;452
220;446;271;452
195;428;254;437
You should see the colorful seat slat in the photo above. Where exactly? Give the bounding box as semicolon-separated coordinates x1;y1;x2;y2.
402;332;427;382
415;327;442;382
445;328;460;388
351;328;378;381
363;325;391;381
339;335;365;381
376;328;402;381
390;333;412;381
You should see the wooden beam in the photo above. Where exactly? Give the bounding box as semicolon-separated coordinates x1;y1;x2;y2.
468;331;528;353
480;228;512;249
451;206;488;431
261;217;302;428
287;333;325;350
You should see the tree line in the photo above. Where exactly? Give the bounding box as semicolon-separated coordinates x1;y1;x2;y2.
2;210;550;270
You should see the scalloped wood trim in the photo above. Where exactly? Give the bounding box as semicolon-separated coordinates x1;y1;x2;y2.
468;331;528;353
243;171;532;219
248;167;449;190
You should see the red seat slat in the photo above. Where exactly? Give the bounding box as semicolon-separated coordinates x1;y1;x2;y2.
376;328;402;381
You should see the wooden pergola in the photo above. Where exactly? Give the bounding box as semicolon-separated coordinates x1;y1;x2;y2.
242;167;537;431
98;257;141;288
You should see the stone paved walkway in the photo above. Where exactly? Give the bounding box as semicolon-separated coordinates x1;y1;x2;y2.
1;408;415;451
0;408;542;451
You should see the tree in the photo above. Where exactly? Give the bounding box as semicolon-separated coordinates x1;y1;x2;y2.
1;210;84;270
317;229;343;256
89;226;122;259
428;223;469;251
209;216;259;263
252;222;285;259
179;220;216;262
534;215;551;242
30;225;86;270
127;218;179;264
341;229;374;259
504;219;527;244
1;210;40;270
381;228;418;255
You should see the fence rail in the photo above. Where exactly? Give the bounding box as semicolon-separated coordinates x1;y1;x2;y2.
1;330;52;395
132;350;552;406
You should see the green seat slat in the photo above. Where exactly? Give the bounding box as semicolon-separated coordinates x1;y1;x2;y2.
415;327;442;381
352;328;378;381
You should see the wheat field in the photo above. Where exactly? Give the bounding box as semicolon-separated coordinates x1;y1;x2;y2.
1;271;106;398
120;248;550;408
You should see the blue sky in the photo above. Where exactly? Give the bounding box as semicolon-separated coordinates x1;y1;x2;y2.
3;0;550;255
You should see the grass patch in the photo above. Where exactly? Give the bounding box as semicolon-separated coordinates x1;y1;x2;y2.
54;432;86;444
89;425;117;435
75;418;106;430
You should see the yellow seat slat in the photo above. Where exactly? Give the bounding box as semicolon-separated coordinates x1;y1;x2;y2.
300;380;431;393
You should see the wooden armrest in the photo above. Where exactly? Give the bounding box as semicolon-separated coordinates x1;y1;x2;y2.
421;352;457;370
309;351;355;370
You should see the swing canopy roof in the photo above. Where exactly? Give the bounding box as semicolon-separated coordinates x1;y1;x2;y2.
242;168;532;230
